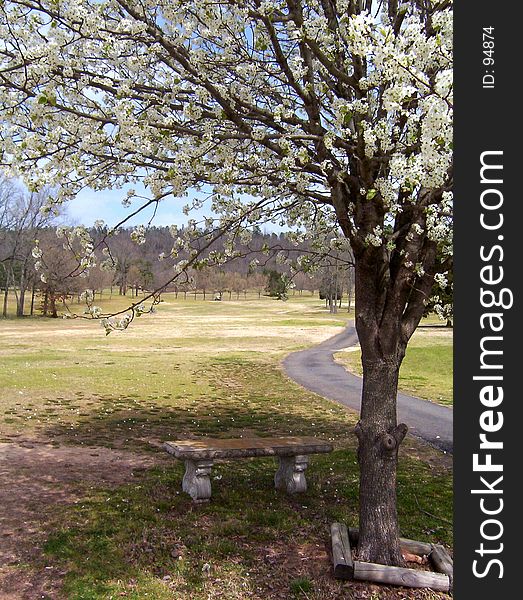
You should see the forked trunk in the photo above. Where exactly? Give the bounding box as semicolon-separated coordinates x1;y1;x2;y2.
355;357;408;565
16;283;26;317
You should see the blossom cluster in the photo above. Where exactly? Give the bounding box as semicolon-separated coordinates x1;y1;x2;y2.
0;0;453;319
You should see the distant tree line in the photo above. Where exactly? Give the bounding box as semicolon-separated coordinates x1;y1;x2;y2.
1;179;355;317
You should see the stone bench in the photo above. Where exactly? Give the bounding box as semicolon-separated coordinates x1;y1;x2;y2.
164;436;333;502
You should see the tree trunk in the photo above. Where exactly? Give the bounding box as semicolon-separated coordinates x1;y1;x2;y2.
30;285;36;316
16;287;26;317
42;290;49;316
355;357;408;566
16;269;27;317
49;292;58;318
2;286;8;318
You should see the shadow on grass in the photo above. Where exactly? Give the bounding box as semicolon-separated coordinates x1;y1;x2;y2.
31;399;452;599
39;399;352;453
35;358;355;452
3;358;453;599
40;449;452;600
41;451;362;600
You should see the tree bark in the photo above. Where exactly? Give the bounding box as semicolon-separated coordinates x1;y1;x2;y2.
350;241;415;566
347;286;352;312
16;287;25;316
16;278;27;317
355;358;408;565
49;292;58;318
2;285;8;318
42;290;48;316
16;262;30;317
30;285;36;316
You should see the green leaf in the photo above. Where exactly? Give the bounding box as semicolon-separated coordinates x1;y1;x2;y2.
37;93;56;106
366;189;377;200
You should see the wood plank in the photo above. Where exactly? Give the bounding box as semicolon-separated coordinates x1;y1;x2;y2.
353;561;450;592
331;522;353;579
348;527;432;556
430;544;453;583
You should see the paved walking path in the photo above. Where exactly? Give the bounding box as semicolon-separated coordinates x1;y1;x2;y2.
282;323;453;454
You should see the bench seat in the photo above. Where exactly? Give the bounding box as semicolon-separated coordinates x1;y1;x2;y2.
164;436;333;502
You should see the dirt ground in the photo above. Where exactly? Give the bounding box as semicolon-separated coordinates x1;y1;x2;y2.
0;440;163;599
0;438;451;600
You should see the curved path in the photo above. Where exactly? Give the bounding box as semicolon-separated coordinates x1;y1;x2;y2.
283;323;453;454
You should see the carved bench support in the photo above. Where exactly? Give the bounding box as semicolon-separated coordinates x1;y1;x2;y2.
182;459;213;502
165;437;333;502
274;454;309;493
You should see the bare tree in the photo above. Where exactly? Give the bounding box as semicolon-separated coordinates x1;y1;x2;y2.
0;181;56;317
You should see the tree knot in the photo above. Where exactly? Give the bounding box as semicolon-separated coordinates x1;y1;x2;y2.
380;423;408;454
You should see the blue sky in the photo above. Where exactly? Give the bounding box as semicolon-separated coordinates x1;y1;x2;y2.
66;186;208;228
65;186;285;233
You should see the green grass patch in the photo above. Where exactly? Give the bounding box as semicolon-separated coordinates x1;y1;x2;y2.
1;294;452;598
335;323;453;405
290;577;314;597
40;448;451;600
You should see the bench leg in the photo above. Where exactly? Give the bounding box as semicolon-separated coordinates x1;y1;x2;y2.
182;459;213;502
275;455;309;494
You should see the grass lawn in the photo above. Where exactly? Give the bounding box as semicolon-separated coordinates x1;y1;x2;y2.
0;293;452;599
335;321;453;406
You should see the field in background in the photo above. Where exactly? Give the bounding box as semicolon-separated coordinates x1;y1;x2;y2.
0;294;452;600
0;294;351;444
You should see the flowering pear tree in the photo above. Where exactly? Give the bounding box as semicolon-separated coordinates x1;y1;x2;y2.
0;0;452;565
